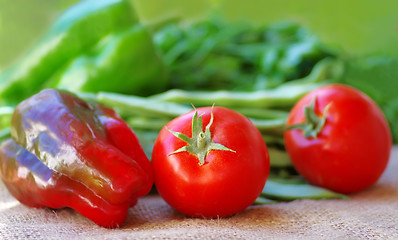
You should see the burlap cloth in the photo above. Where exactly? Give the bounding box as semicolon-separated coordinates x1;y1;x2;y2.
1;148;398;240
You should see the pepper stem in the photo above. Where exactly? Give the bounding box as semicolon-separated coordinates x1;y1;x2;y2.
168;105;235;165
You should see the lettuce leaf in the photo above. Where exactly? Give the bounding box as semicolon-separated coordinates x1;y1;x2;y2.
338;56;398;142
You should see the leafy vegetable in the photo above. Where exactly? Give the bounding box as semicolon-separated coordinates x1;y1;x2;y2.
153;16;337;91
337;56;398;141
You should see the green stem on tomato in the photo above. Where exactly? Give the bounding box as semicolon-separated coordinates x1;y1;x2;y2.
285;97;330;138
167;106;235;165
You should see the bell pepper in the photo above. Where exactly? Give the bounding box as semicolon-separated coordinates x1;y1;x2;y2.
49;24;167;96
0;0;139;105
0;89;154;228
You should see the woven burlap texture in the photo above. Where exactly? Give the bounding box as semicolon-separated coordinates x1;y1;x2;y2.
1;148;398;240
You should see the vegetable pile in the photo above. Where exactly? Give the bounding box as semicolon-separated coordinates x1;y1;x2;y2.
0;0;395;227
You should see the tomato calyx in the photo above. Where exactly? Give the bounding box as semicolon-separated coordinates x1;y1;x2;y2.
286;97;331;138
167;106;236;165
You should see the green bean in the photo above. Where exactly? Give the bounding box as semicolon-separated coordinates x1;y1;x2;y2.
280;57;344;85
127;117;169;131
263;135;285;146
268;147;292;168
96;92;192;118
250;118;286;131
261;178;348;201
149;57;342;108
233;107;289;119
269;168;297;179
133;130;159;159
253;196;277;205
149;82;323;108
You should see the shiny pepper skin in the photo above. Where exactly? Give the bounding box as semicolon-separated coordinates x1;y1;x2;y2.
0;89;154;228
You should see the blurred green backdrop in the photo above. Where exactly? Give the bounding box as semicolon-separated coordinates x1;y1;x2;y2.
1;0;398;70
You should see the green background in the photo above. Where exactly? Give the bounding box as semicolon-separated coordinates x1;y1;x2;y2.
1;0;398;70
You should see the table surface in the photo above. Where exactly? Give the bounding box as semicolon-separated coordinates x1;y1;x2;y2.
1;147;398;240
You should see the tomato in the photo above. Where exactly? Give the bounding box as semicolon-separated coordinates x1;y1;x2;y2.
152;106;269;218
284;84;392;194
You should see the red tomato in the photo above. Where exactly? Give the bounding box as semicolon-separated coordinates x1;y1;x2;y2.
152;106;269;218
284;84;392;194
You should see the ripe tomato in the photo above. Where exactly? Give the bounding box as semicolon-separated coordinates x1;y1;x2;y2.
152;106;269;218
284;84;392;194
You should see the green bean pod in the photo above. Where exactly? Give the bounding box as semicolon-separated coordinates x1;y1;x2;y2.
150;82;323;108
261;178;348;201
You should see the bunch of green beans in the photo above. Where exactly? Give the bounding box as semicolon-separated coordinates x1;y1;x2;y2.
84;57;341;165
0;57;346;202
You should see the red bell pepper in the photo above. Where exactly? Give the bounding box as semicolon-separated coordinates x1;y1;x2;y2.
0;89;153;228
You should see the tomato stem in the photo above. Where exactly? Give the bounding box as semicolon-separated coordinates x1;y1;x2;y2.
285;97;330;138
168;105;236;165
198;132;206;149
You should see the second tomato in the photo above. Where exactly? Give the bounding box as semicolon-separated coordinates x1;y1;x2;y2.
284;84;392;194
